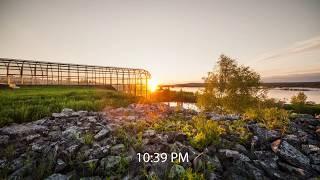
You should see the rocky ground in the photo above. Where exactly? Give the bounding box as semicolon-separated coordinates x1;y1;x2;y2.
0;104;319;180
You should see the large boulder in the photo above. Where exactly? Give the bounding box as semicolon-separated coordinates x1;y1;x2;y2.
271;139;310;168
250;124;280;143
94;128;110;140
0;124;48;137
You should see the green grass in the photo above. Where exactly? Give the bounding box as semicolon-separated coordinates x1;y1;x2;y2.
0;86;137;127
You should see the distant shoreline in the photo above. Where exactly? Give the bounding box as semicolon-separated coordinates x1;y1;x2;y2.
160;81;320;88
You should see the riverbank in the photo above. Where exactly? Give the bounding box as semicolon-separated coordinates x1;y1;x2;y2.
0;104;319;179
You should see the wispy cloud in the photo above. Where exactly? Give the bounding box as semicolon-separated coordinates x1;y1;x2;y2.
253;35;320;62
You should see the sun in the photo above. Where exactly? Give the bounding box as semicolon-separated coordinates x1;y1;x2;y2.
148;78;159;92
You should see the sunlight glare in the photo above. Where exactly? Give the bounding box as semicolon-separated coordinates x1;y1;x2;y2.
148;78;158;92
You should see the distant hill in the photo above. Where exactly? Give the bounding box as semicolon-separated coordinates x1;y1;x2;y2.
160;81;320;88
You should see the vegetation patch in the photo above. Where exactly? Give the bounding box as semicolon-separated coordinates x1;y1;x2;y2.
0;86;137;127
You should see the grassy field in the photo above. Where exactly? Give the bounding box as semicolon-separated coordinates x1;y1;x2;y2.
0;86;137;127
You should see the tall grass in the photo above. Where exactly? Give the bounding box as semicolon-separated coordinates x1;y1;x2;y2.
0;86;137;127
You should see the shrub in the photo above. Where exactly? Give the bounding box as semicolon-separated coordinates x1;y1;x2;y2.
83;132;94;145
181;168;205;180
245;107;289;132
190;115;224;150
291;92;307;105
226;120;252;144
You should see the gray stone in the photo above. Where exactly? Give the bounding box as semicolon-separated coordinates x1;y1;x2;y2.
81;159;99;176
62;126;81;139
52;112;68;118
98;156;121;175
143;129;156;138
55;159;67;172
80;177;102;180
26;134;40;142
94;128;110;140
87;116;97;123
219;149;250;162
193;153;222;172
62;108;73;115
250;124;280;143
301;144;320;154
66;144;80;156
309;154;320;165
271;139;310;168
278;162;309;177
110;144;125;155
0;135;9;145
0;124;48;137
45;173;68;180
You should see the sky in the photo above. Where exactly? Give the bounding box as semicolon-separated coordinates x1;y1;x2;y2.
0;0;319;84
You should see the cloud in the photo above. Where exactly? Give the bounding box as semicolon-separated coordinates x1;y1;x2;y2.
262;72;320;82
254;35;320;62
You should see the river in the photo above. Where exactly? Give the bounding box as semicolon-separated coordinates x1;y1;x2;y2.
170;87;320;104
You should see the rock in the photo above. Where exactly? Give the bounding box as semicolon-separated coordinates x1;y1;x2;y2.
87;116;97;123
143;130;156;138
271;139;310;168
110;144;125;155
208;173;219;180
66;144;81;156
316;128;320;137
168;164;185;179
219;149;250;162
52;112;68;118
167;132;187;143
80;177;102;180
55;159;67;172
0;135;9;145
32;143;45;152
234;144;248;154
250;124;280;143
26;134;40;142
71;110;88;117
62;126;81;140
278;162;311;177
0;124;48;137
301;144;320;154
62;108;73;115
193;153;222;172
45;173;68;180
309;154;320;165
227;160;268;180
311;164;320;173
97;156;121;176
81;159;99;176
94;128;110;140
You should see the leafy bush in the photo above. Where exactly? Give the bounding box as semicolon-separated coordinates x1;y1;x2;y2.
225;120;252;144
83;132;94;145
245;107;289;132
291;92;307;105
181;168;205;180
190;115;224;150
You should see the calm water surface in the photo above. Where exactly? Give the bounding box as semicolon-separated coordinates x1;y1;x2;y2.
170;87;320;104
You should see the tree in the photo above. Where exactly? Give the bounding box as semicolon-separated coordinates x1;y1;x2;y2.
291;92;307;105
197;54;262;114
